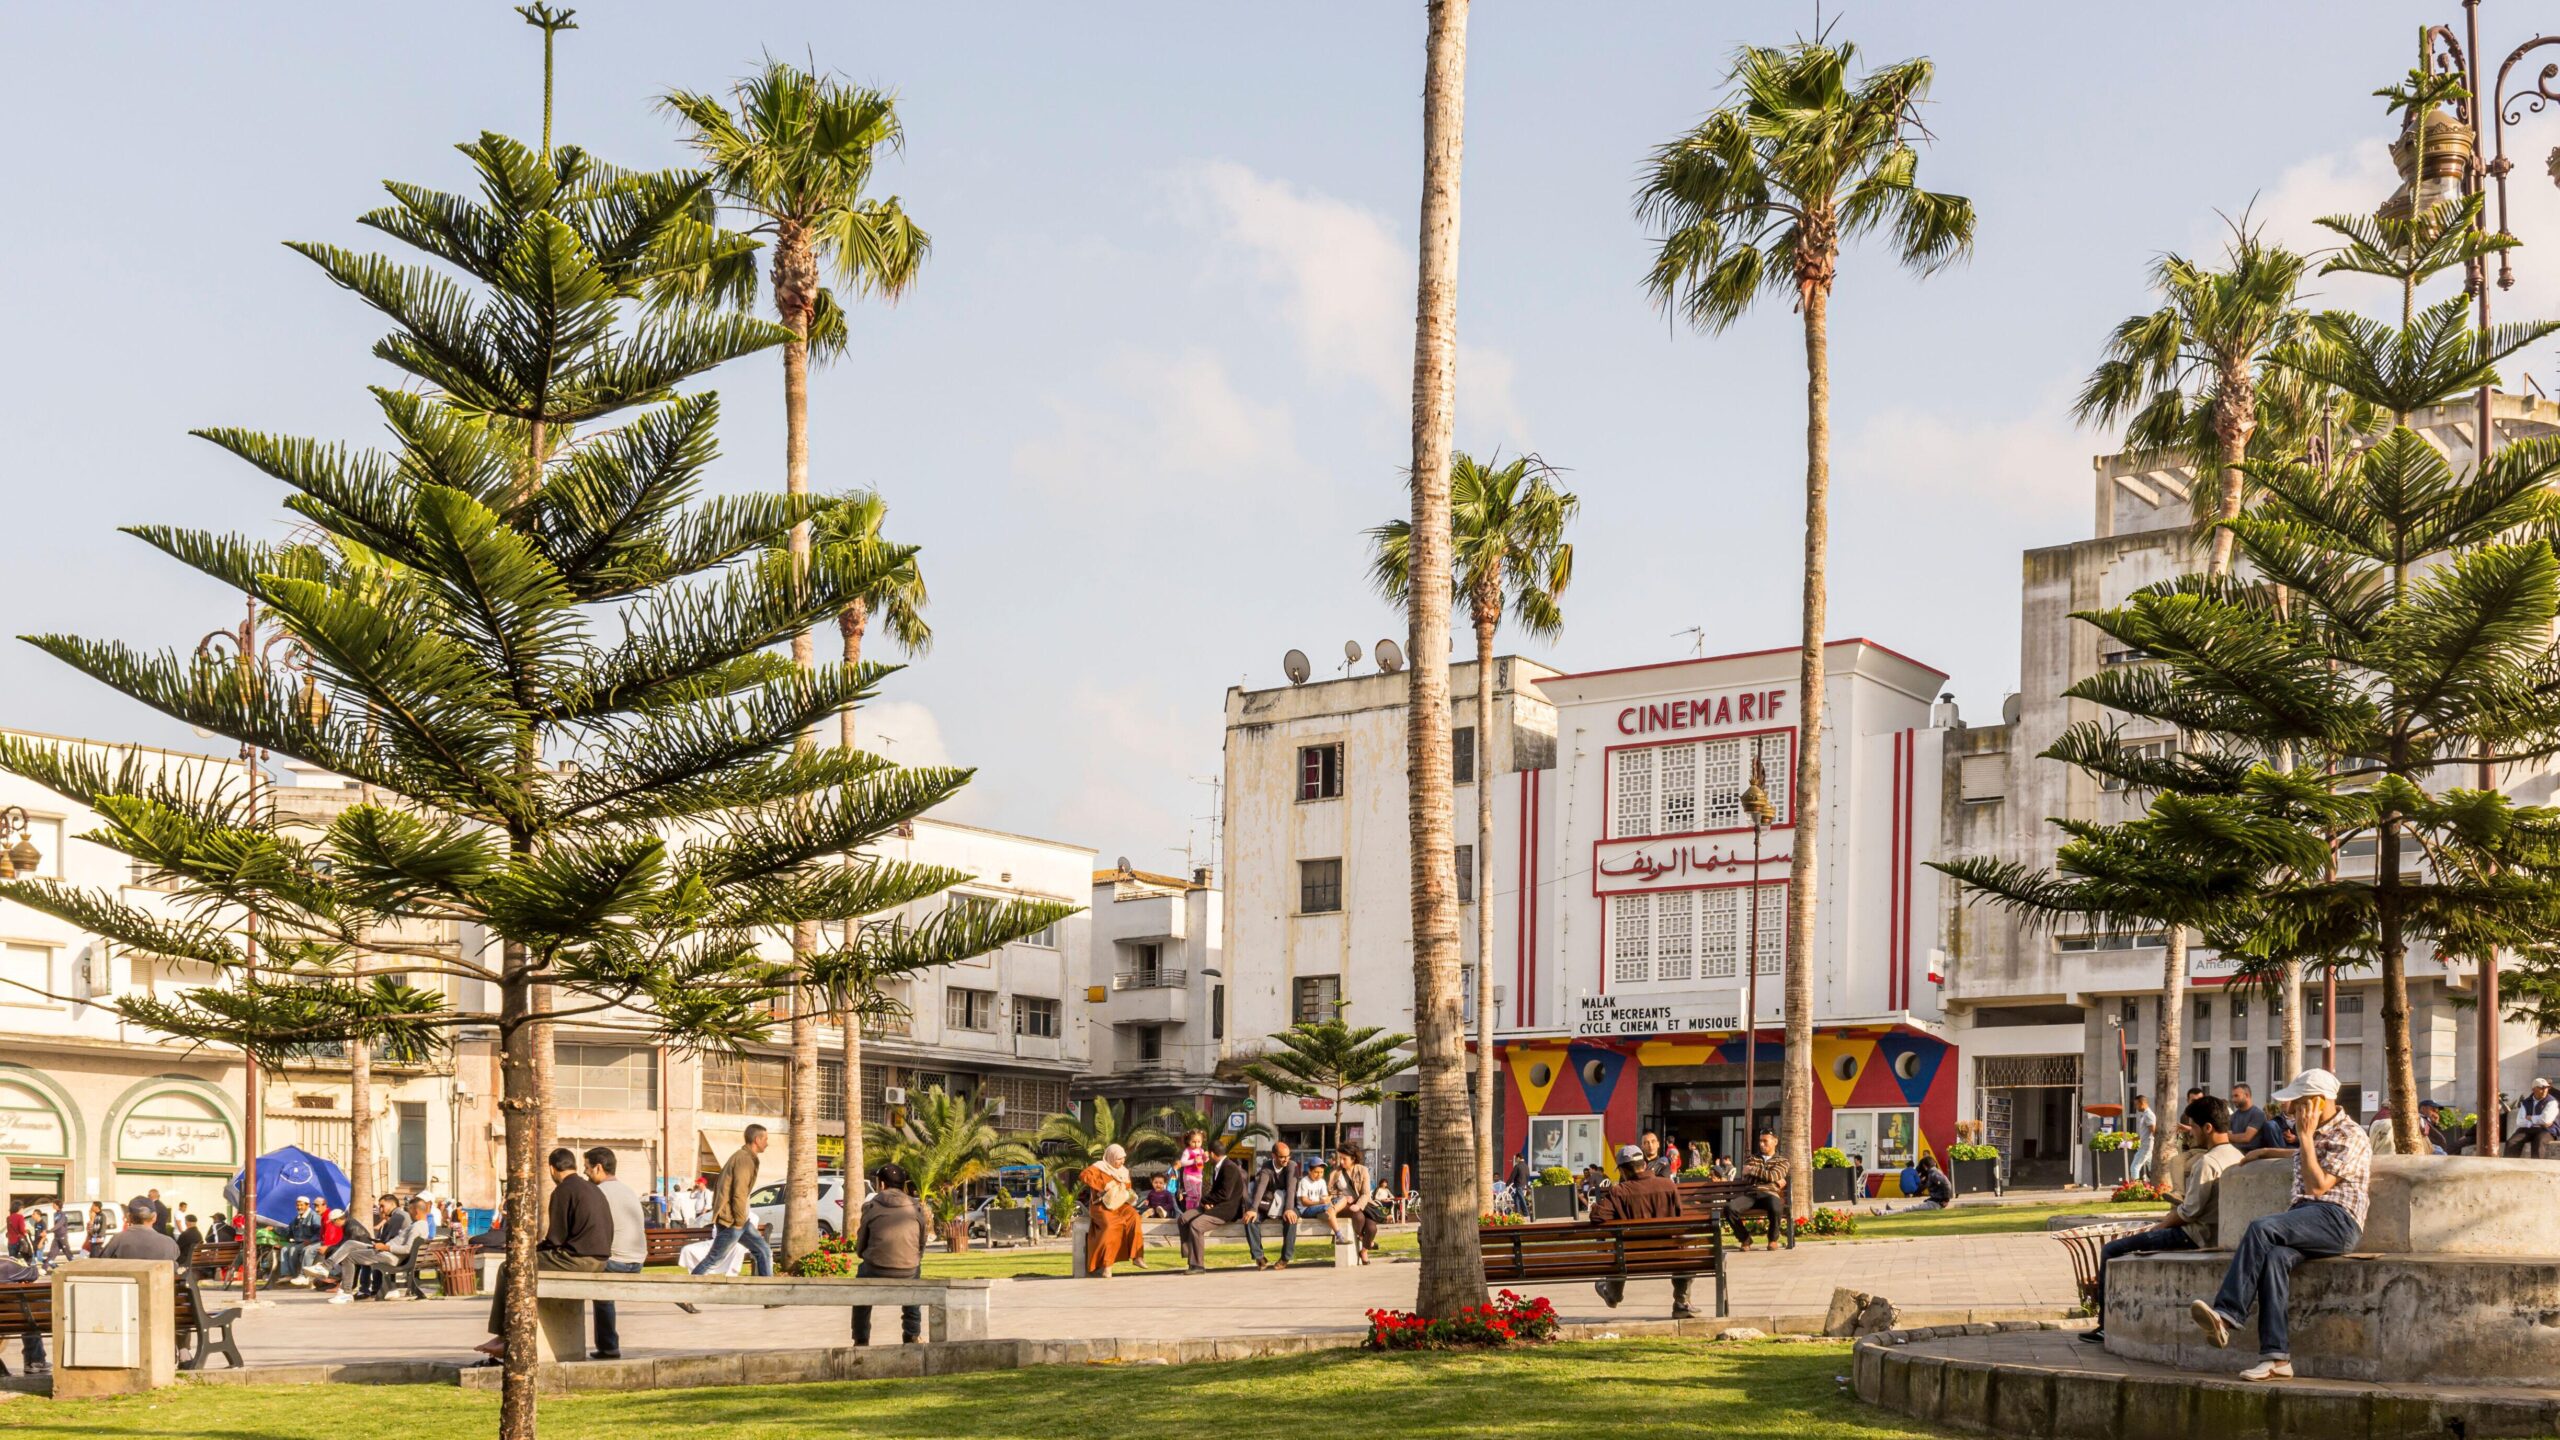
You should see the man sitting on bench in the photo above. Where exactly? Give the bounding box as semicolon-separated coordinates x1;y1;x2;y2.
1727;1131;1788;1252
1591;1143;1697;1320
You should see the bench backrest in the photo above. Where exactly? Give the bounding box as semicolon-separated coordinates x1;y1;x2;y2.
1479;1216;1722;1280
0;1274;206;1330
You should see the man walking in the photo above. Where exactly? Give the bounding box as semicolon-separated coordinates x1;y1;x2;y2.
2503;1078;2559;1158
685;1124;773;1308
2189;1069;2371;1381
1591;1144;1696;1319
851;1163;930;1345
1243;1142;1306;1270
585;1147;647;1360
2128;1095;2157;1178
478;1148;613;1362
1179;1146;1248;1274
2083;1096;2241;1346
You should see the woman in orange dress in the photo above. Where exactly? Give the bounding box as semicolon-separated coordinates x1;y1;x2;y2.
1079;1144;1143;1278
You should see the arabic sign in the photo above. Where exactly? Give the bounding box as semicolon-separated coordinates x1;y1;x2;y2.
1575;989;1744;1037
1593;837;1789;895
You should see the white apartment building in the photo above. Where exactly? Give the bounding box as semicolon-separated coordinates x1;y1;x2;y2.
1941;394;2560;1186
1078;864;1234;1119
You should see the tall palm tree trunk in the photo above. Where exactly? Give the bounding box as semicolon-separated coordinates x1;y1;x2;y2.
2149;937;2186;1182
1405;0;1486;1319
1471;605;1498;1210
779;238;823;1266
1780;266;1833;1221
839;599;870;1192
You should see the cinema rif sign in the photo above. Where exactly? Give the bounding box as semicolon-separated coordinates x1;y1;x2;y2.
1575;990;1744;1037
1593;837;1789;896
1616;688;1786;735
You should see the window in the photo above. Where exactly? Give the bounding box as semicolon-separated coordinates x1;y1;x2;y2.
2268;1046;2284;1089
1014;995;1060;1039
1023;919;1060;949
1298;743;1344;801
2190;1049;2210;1087
2229;1047;2248;1088
1452;726;1476;785
0;944;52;1009
1615;885;1784;987
1136;1026;1163;1062
818;1059;845;1123
1212;984;1226;1040
2229;995;2250;1040
2192;996;2213;1042
945;987;997;1032
1122;942;1167;986
1299;858;1342;914
1830;1108;1918;1171
1609;734;1790;838
1454;844;1475;903
1293;975;1341;1024
701;1051;789;1116
2099;737;2178;793
2057;932;2166;952
558;1042;658;1111
947;892;998;926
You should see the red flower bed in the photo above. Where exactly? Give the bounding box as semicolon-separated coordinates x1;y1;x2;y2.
1365;1290;1560;1350
2110;1178;2170;1203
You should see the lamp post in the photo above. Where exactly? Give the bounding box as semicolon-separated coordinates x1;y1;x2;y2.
194;597;324;1302
1740;757;1777;1155
2408;6;2560;1154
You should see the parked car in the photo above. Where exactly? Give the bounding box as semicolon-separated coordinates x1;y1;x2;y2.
746;1175;856;1241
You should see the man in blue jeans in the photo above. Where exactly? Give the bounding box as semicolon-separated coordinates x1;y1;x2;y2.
2189;1068;2372;1381
584;1147;647;1359
1242;1142;1307;1269
681;1125;772;1312
2083;1096;2240;1345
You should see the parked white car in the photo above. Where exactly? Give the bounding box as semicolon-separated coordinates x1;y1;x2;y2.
747;1175;855;1240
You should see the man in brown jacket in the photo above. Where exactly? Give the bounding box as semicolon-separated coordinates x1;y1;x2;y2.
1590;1143;1697;1319
852;1163;929;1345
688;1124;773;1285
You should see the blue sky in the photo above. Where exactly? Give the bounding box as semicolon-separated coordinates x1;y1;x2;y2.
6;2;2548;868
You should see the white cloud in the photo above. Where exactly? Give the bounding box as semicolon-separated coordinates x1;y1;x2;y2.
854;698;953;768
1839;387;2091;532
1174;159;1528;445
1008;347;1309;515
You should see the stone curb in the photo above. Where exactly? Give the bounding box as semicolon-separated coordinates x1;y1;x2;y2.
1851;1329;2560;1439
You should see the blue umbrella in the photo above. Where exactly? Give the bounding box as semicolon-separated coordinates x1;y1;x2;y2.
222;1145;351;1226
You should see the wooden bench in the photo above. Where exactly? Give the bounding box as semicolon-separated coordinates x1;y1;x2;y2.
1067;1215;1364;1278
1674;1178;1797;1248
188;1240;244;1288
644;1226;710;1267
1478;1215;1730;1317
528;1271;991;1362
0;1269;243;1372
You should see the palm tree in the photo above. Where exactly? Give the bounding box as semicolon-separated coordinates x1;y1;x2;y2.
866;1088;1034;1229
1638;38;1973;1218
1367;453;1576;1206
1239;1015;1418;1158
813;490;930;1198
1153;1105;1276;1158
1024;1099;1171;1226
1400;0;1486;1320
662;63;930;1265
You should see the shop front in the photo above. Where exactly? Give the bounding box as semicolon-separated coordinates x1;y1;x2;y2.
106;1079;239;1219
0;1069;76;1204
1499;1025;1957;1197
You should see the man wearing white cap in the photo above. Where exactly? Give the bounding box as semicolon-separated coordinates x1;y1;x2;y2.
2502;1078;2558;1159
2188;1067;2370;1381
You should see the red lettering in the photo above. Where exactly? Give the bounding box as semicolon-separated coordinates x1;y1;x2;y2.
1738;693;1756;722
1765;690;1785;718
1646;703;1670;732
1713;695;1732;726
1618;707;1637;734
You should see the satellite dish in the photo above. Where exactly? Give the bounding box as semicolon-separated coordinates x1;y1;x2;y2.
1283;649;1311;685
2000;692;2023;726
1115;855;1132;873
1344;640;1364;665
1374;639;1405;672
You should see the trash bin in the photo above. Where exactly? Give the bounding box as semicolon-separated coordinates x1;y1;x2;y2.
429;1241;476;1298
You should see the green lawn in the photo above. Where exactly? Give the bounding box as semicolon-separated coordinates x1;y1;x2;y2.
1833;1198;2159;1240
0;1340;1927;1440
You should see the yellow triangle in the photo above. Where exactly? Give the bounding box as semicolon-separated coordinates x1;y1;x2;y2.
1507;1046;1569;1116
1813;1035;1879;1110
1637;1040;1717;1067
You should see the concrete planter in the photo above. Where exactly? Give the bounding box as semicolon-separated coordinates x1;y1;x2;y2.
1950;1158;2000;1196
1812;1167;1856;1204
2090;1147;2130;1188
1528;1185;1580;1220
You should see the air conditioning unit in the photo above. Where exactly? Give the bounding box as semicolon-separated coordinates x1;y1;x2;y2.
883;1086;908;1106
986;1098;1006;1118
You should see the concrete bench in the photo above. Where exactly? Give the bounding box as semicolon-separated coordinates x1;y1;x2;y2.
1067;1215;1362;1278
529;1271;992;1362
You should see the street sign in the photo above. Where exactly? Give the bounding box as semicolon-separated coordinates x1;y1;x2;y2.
1224;1111;1248;1134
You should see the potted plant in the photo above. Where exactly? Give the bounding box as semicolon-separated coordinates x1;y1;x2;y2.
1811;1146;1856;1204
2089;1128;2138;1188
1946;1142;2001;1197
1530;1165;1580;1220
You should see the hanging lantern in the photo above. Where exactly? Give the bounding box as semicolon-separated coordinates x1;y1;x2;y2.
2379;105;2476;221
5;834;35;878
299;674;331;729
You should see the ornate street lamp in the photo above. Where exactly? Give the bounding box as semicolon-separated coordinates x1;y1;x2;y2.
0;806;41;882
1739;756;1777;1154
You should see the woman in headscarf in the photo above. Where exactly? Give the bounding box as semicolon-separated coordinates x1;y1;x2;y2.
1078;1144;1144;1278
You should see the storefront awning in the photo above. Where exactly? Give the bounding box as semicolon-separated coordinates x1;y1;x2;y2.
697;1127;745;1164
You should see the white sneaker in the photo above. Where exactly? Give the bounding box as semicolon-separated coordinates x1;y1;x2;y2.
2239;1357;2294;1382
2188;1300;2231;1349
328;1293;354;1305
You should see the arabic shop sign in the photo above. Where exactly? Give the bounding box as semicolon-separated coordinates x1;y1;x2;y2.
1592;836;1789;895
1575;990;1744;1038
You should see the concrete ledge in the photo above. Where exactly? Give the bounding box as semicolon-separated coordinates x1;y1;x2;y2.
2107;1251;2560;1383
1854;1329;2560;1440
2218;1155;2560;1256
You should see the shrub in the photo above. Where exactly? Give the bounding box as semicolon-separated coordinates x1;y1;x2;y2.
2110;1179;2170;1203
1365;1291;1559;1351
1947;1143;1999;1162
1537;1166;1575;1187
1676;1164;1718;1180
1480;1210;1527;1227
788;1235;862;1278
1804;1206;1859;1237
1812;1147;1853;1169
2090;1129;2140;1152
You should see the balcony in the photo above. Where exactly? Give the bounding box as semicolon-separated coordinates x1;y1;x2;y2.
1109;971;1191;1027
1112;968;1189;991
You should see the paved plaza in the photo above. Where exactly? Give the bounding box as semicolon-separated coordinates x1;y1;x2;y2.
218;1231;2078;1370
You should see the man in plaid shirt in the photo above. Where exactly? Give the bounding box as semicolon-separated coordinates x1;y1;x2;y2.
2189;1068;2371;1381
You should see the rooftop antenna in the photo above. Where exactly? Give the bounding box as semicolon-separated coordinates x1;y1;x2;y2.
1282;649;1311;685
1674;626;1707;656
1341;640;1362;677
